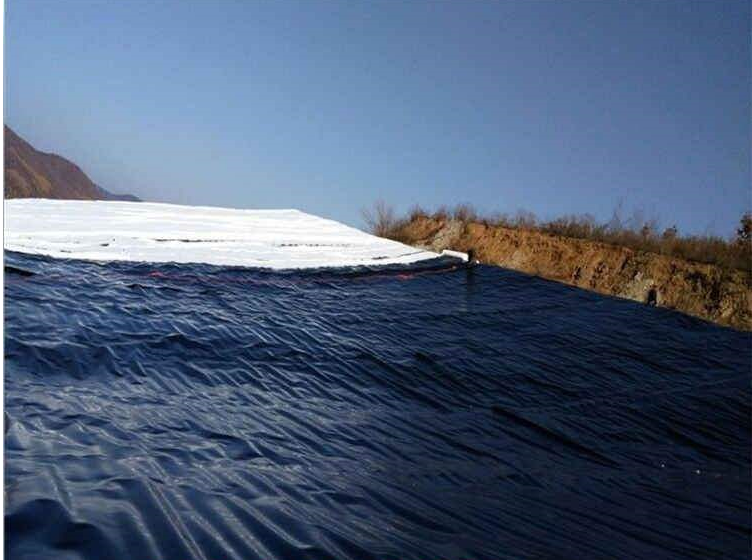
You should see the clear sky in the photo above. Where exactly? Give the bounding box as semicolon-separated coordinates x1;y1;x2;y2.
5;0;750;234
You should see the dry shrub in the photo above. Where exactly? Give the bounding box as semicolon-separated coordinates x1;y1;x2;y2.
362;201;398;237
432;206;450;221
407;204;429;221
361;201;412;243
737;213;752;243
452;203;478;223
489;212;513;228
511;209;537;230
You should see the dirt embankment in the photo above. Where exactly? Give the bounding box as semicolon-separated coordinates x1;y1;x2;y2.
398;216;752;330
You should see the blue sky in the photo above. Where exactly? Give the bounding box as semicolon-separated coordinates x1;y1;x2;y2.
5;0;750;234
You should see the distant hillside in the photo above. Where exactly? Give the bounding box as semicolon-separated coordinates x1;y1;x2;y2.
4;125;140;201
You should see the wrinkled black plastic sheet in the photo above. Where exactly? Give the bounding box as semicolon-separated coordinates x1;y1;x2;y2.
5;251;751;560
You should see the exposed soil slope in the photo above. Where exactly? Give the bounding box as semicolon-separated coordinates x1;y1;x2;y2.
397;216;751;330
4;125;139;201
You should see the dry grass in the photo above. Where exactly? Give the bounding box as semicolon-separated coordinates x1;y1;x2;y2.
362;202;752;272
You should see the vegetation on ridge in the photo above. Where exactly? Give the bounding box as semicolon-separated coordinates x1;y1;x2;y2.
363;201;752;272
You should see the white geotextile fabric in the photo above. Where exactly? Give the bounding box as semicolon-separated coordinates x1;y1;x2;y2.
4;199;439;269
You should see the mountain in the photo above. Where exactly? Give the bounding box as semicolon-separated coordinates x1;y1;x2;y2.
4;125;140;201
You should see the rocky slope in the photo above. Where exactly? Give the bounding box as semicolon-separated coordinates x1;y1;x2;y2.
4;125;139;201
397;216;751;330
